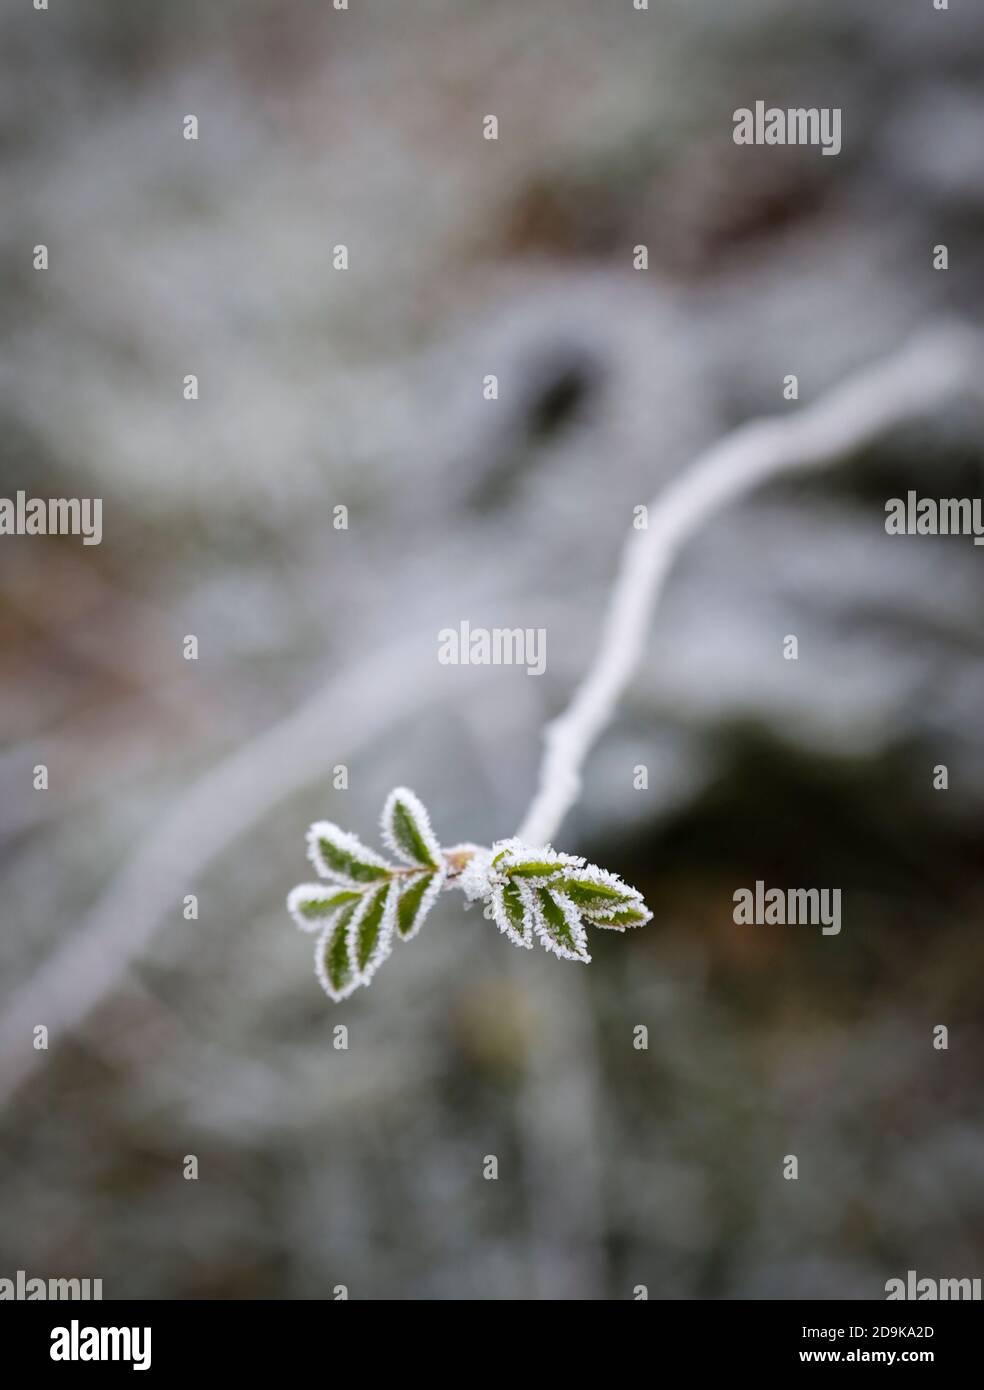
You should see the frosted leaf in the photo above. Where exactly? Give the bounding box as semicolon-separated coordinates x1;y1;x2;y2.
396;868;446;941
522;883;590;963
287;883;362;933
489;879;533;949
552;863;645;919
307;820;393;885
380;787;441;870
314;901;363;1001
589;903;652;930
489;838;584;885
348;879;398;983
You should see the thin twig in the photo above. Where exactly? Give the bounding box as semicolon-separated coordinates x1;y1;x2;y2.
516;324;982;848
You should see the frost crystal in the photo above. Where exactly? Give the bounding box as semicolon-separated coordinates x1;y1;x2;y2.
457;847;494;902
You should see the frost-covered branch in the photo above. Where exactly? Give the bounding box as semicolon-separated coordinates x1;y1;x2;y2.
282;326;982;1007
516;325;982;848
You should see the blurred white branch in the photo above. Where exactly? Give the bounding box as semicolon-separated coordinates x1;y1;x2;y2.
0;636;485;1107
517;324;983;847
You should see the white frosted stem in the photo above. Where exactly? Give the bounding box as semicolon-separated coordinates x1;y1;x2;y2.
516;325;981;847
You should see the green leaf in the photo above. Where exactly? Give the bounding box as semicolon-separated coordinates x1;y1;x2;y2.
348;880;398;981
554;875;641;915
287;883;362;933
307;820;392;884
528;886;590;963
501;880;531;944
381;787;441;870
490;878;533;948
506;861;569;879
490;839;583;883
396;869;445;941
590;904;652;930
314;901;362;1001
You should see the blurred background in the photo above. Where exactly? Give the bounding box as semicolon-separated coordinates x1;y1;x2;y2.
1;0;983;1300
